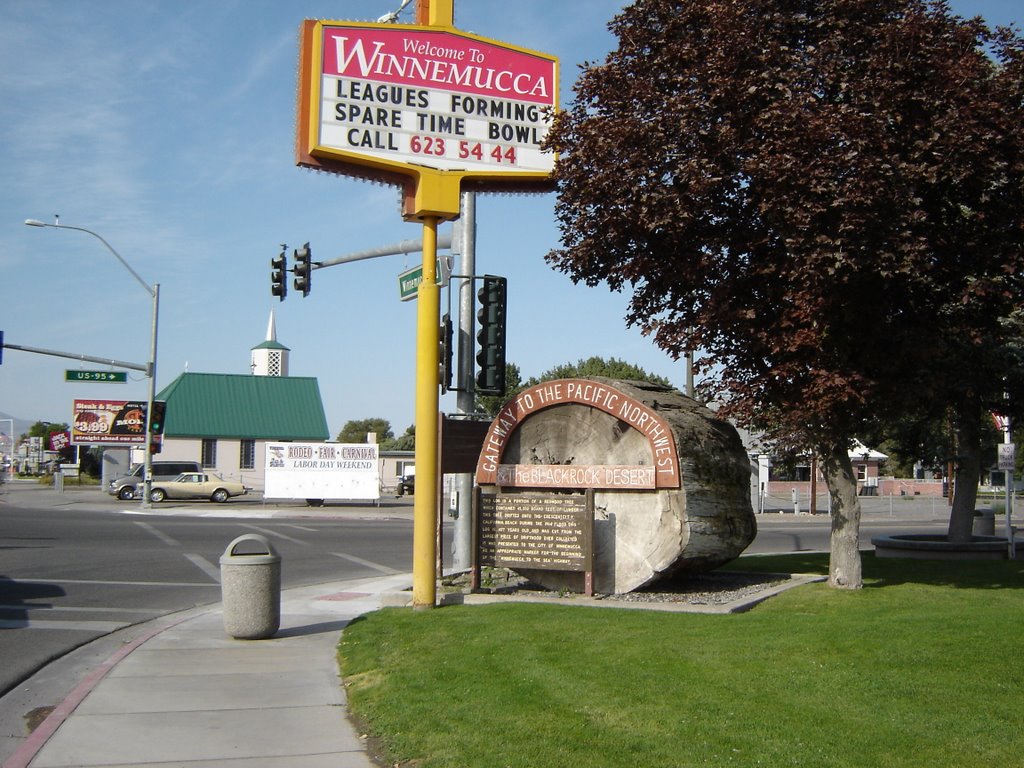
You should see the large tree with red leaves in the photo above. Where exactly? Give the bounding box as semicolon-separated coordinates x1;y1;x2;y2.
545;0;1024;586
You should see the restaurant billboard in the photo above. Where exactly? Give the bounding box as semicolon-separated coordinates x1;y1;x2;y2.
71;399;149;445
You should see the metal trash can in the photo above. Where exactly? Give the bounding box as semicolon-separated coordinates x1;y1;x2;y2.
220;534;281;640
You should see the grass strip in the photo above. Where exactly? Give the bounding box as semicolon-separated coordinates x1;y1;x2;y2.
339;553;1024;768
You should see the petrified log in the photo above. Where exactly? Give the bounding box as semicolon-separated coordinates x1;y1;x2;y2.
482;378;756;594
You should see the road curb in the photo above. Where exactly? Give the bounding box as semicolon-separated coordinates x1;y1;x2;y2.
0;616;191;768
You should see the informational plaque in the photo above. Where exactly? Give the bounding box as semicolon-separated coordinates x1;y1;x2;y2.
476;491;592;572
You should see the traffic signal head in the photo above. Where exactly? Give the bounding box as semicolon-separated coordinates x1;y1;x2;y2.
476;276;507;396
149;401;167;434
293;242;312;297
440;314;454;393
271;250;288;301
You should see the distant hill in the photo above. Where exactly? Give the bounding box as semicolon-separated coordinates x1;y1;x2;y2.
0;411;35;439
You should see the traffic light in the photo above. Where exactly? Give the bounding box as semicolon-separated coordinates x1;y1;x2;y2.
293;242;312;297
149;401;167;435
476;275;507;396
271;249;288;301
440;313;454;393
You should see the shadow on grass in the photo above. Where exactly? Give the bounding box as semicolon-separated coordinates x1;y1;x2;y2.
726;550;1024;590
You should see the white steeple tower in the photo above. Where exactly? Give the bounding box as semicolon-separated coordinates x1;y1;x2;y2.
250;310;290;377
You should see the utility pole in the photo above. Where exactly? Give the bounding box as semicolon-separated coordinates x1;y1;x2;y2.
452;191;477;570
25;219;160;509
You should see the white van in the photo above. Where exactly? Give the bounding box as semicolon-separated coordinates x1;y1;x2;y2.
107;461;202;500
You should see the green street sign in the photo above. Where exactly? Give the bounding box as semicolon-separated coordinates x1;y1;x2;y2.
397;257;452;302
66;370;127;383
398;264;425;302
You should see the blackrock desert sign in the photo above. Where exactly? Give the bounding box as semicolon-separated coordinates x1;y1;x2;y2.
474;378;756;594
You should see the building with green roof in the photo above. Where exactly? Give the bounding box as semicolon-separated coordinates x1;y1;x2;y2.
140;313;329;490
156;373;328;441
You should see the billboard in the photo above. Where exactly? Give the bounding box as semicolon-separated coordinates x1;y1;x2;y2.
298;21;558;187
264;442;380;501
71;399;148;445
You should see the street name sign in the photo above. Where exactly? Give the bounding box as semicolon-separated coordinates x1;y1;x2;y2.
398;256;451;301
66;370;127;383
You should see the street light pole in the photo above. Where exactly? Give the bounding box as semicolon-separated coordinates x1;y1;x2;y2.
24;218;160;509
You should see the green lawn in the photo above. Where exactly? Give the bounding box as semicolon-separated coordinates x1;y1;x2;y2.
338;553;1024;768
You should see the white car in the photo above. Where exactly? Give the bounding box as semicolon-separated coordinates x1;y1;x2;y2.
149;472;249;503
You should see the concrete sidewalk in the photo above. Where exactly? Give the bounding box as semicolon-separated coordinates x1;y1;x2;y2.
1;573;413;768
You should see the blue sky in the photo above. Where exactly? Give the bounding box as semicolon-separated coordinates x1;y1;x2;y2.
0;0;1019;439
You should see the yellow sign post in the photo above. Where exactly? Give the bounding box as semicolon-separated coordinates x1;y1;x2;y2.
296;0;557;608
412;215;442;607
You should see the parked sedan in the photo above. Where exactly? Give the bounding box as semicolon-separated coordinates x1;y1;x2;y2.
149;472;249;503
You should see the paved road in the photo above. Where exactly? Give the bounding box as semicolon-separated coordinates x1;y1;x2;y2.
0;481;974;701
747;514;952;554
0;481;422;698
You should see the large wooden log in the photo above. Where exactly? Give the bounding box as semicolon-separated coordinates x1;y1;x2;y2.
486;378;756;594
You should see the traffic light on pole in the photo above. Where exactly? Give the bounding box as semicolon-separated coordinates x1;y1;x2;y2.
440;313;454;393
475;276;507;396
293;242;312;297
149;401;167;435
270;248;288;301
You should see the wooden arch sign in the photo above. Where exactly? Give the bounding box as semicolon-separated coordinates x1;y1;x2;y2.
475;379;681;489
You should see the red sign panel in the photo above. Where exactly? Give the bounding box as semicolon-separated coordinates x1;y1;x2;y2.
49;431;71;452
495;464;656;490
322;27;554;103
71;399;148;445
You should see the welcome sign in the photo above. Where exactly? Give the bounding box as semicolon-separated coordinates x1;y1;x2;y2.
298;21;558;185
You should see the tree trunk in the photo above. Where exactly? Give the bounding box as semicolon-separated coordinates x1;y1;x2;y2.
819;441;863;589
947;399;982;543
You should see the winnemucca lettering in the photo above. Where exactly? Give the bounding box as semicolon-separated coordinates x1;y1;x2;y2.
333;37;551;99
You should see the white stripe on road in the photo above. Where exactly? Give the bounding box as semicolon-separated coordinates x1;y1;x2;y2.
329;552;401;575
184;553;221;582
240;523;310;545
134;521;180;546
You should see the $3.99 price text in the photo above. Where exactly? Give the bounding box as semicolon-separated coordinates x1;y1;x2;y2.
409;136;518;164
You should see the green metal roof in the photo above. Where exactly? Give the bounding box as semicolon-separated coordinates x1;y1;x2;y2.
156;373;329;440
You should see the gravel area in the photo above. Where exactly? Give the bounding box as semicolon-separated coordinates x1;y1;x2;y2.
453;569;793;606
604;571;791;605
